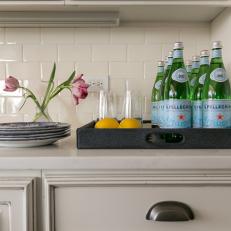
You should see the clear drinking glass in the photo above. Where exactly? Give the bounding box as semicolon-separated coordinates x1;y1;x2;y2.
98;90;117;120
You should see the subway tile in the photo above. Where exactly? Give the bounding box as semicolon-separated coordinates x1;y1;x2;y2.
111;28;145;44
75;62;108;76
0;97;5;113
42;28;75;44
23;80;48;98
184;42;197;61
92;45;126;62
0;114;24;122
6;63;40;80
144;62;157;80
23;45;57;62
162;43;174;59
146;27;179;44
41;62;75;81
0;45;22;62
109;62;143;79
76;28;110;44
127;45;161;61
58;45;91;62
0;63;6;79
6;28;40;44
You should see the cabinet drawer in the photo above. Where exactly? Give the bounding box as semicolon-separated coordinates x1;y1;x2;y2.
44;173;231;231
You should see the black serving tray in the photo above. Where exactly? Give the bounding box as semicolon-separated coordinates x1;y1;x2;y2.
77;121;231;149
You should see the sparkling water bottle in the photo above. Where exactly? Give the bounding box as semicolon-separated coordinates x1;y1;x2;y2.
185;60;192;81
203;41;231;128
191;50;210;128
151;61;164;127
159;51;173;127
164;42;191;128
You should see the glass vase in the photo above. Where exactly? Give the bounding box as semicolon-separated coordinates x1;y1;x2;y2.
33;107;52;122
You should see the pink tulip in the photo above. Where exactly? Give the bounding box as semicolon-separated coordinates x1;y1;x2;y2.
72;74;89;105
4;76;20;92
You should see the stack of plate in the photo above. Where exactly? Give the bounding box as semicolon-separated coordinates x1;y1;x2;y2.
0;122;71;148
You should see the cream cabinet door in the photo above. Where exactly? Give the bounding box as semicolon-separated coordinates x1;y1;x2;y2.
44;171;231;231
0;175;36;231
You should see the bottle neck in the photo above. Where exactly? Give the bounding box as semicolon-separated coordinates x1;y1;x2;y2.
168;57;173;66
157;66;164;73
212;48;222;59
200;56;209;66
173;49;183;59
186;65;192;73
192;61;200;69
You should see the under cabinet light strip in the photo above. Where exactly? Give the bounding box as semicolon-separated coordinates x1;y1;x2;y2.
0;11;120;27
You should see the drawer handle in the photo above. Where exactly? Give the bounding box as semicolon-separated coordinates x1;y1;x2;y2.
146;201;194;222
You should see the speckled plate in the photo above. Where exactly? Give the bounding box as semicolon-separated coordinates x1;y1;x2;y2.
0;132;70;147
0;122;70;131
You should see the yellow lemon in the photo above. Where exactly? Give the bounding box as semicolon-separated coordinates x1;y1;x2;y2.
119;118;142;129
95;118;119;129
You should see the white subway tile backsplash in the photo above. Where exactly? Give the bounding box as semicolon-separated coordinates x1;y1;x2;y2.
6;28;40;44
0;97;5;114
76;28;110;44
127;45;161;61
58;45;91;62
109;62;143;79
42;28;75;44
0;45;22;62
41;62;75;81
75;62;108;76
23;45;57;62
6;62;40;80
144;62;156;80
111;28;145;44
0;24;211;124
145;27;179;44
0;114;24;122
92;45;126;61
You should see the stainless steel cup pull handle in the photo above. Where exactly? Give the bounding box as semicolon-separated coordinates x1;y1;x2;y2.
146;201;194;222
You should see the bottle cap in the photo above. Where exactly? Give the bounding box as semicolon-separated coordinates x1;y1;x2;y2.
173;42;184;50
185;60;192;66
192;55;200;62
168;51;173;57
157;60;165;67
212;41;222;49
200;50;209;57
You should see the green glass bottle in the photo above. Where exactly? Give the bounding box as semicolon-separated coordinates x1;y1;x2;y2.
158;51;173;127
185;60;192;81
164;42;191;128
191;50;210;128
190;56;200;89
151;61;164;127
203;41;231;128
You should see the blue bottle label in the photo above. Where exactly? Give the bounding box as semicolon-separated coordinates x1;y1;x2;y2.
203;100;231;128
151;101;159;125
157;66;164;73
173;50;183;58
172;68;188;83
199;73;207;85
212;49;222;58
210;68;227;82
164;99;191;128
200;56;209;65
155;80;162;90
158;100;165;127
192;61;200;69
193;101;203;128
168;57;173;66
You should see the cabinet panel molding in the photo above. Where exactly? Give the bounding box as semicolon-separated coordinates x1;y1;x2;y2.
0;176;37;231
43;170;231;231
